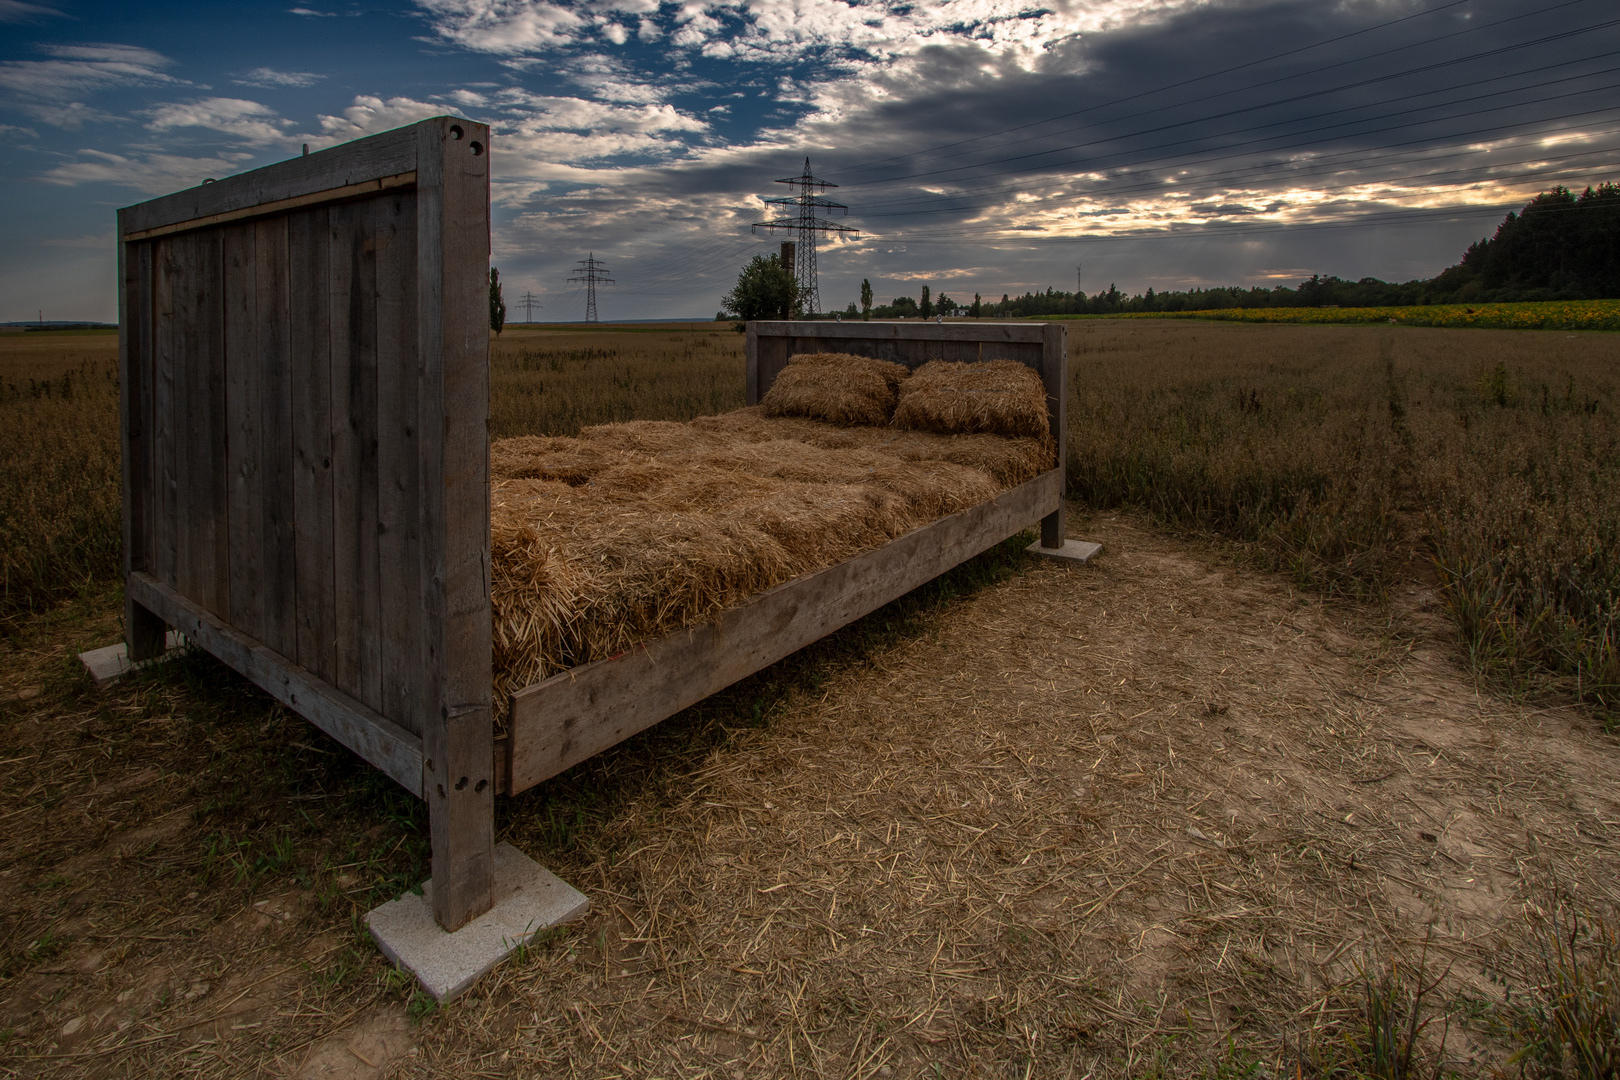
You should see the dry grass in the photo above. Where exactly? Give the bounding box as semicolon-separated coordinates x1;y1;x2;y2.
488;410;1050;716
489;325;744;439
1066;320;1620;715
760;353;910;427
4;321;1620;1077
0;332;121;629
893;359;1051;439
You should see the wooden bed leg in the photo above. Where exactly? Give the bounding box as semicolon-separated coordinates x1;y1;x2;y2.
126;595;167;662
425;707;495;931
1040;504;1065;550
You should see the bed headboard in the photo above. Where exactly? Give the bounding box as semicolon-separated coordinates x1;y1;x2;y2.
117;116;496;930
744;319;1069;545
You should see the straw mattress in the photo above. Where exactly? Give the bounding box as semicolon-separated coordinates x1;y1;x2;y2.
489;406;1055;721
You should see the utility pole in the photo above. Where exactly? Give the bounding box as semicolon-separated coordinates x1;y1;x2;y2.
518;291;542;323
567;254;614;323
1076;264;1082;295
751;158;857;318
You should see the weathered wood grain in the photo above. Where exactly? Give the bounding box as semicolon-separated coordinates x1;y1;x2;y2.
123;172;416;242
1040;321;1068;548
120;225;166;662
224;221;266;640
120;123;419;235
506;468;1064;794
255;216;298;657
327;199;383;710
375;190;423;737
151;236;179;590
126;572;424;797
415;117;494;932
174;229;230;618
289;207;337;682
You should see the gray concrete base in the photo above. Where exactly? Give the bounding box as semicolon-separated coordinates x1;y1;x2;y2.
366;842;589;1003
78;631;187;688
1028;538;1102;564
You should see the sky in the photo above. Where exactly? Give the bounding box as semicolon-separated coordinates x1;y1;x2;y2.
0;0;1616;322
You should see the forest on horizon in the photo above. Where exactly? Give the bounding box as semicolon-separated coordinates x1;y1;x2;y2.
864;181;1620;319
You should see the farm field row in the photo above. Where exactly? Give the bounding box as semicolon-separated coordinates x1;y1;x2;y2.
1059;297;1620;331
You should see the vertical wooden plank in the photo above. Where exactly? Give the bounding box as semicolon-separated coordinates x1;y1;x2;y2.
289;207;336;681
255;215;297;657
151;236;180;591
417;117;494;932
1041;321;1068;548
120;227;167;661
180;228;230;618
328;200;383;710
375;190;423;737
224;222;265;640
744;322;760;405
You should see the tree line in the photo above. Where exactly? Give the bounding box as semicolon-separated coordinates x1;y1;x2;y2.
721;181;1618;321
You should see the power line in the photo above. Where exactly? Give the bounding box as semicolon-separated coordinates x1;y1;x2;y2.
517;291;542;323
844;0;1605;185
751;158;858;316
849;52;1620;213
839;0;1497;175
567;254;615;323
851;16;1620;190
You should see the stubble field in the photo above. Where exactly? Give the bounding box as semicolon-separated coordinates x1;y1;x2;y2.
0;320;1617;1077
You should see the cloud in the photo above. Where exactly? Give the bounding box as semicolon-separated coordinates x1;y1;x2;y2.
0;0;66;21
0;42;180;106
234;67;325;88
414;0;585;54
146;97;294;145
311;94;452;143
600;22;627;44
39;147;257;194
288;6;340;15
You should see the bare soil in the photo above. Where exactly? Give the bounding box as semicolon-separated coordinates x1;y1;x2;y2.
2;506;1617;1077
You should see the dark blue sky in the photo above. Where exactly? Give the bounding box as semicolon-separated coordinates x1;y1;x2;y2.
2;0;1616;320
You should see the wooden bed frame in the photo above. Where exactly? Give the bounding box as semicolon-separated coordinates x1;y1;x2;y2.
117;117;1069;934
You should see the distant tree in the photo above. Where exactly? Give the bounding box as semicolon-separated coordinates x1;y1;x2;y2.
860;278;873;320
489;267;507;335
936;293;955;316
723;255;799;323
919;285;933;319
970;292;982;318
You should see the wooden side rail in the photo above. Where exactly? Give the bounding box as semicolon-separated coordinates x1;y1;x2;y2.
505;467;1063;794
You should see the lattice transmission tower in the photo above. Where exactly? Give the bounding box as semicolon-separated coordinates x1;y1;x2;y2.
568;254;614;323
518;291;543;323
751;158;857;317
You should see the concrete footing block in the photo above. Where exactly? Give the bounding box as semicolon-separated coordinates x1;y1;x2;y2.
366;842;589;1003
1027;538;1102;564
78;631;187;688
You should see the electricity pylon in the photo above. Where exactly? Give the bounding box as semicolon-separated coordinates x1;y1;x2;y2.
751;158;857;317
518;291;542;323
568;254;614;323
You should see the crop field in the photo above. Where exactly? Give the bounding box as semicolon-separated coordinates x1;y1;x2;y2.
1067;319;1620;713
2;320;1619;1077
1061;297;1620;331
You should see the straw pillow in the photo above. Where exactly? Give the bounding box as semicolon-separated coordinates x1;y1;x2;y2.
892;359;1050;439
760;352;911;427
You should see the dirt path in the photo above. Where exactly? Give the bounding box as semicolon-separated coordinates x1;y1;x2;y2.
3;509;1617;1076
